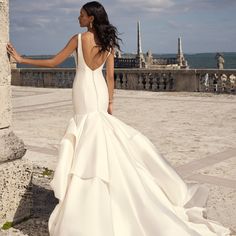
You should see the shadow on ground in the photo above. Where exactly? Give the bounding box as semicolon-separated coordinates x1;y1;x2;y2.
13;168;58;236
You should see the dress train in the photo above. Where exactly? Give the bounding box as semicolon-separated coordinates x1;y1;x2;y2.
48;33;231;236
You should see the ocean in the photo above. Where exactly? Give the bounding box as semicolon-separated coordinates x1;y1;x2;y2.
17;52;236;69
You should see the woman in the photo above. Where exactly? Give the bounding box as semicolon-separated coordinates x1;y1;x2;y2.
7;1;232;236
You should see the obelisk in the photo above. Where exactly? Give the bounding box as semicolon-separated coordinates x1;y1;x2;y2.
177;37;184;67
137;20;142;56
136;20;145;68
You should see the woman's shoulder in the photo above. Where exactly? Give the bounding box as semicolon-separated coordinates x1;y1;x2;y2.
80;31;93;40
69;33;79;45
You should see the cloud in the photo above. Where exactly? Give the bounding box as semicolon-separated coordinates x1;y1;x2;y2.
9;0;236;54
166;20;193;30
115;0;174;12
169;0;236;12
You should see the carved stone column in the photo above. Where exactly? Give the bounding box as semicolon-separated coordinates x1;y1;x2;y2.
0;0;33;228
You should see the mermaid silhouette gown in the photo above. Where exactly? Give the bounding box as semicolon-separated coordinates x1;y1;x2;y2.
48;33;231;236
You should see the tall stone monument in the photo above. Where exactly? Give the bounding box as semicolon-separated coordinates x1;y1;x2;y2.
177;37;188;69
136;21;145;68
0;0;32;228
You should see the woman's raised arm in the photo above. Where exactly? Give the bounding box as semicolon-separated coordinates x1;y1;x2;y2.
6;34;78;68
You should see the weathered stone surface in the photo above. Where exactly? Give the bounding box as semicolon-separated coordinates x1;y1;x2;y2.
0;55;11;86
0;1;9;45
0;129;26;163
0;0;33;233
0;0;12;129
0;158;33;227
0;0;11;86
0;165;57;236
0;85;12;128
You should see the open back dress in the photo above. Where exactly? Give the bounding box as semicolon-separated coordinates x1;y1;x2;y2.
48;33;231;236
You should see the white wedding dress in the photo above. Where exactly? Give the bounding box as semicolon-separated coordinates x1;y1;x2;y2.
48;33;231;236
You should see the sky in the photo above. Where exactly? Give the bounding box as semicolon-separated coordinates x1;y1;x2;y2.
9;0;236;55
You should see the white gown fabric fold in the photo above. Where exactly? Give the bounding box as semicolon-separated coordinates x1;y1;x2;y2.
48;33;231;236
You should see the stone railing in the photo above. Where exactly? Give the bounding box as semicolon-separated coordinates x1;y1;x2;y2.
11;68;76;88
152;57;178;65
114;58;138;68
11;68;236;94
196;69;236;94
114;69;236;93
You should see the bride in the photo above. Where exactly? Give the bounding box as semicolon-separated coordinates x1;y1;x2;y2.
7;1;232;235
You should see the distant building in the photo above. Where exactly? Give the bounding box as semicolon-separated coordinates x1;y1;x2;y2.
114;21;189;69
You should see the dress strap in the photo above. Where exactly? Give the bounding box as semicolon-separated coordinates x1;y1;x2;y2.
105;47;112;60
78;33;81;54
75;33;80;67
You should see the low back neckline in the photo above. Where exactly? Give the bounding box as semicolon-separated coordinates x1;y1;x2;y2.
79;33;111;72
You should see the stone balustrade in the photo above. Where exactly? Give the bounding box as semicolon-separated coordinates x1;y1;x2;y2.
11;68;236;94
152;57;178;65
196;70;236;94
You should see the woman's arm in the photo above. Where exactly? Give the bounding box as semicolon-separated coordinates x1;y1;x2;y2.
106;48;115;115
6;34;78;68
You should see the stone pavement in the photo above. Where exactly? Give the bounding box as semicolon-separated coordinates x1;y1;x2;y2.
1;86;236;235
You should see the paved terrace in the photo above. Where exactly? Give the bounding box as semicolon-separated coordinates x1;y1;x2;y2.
1;86;236;235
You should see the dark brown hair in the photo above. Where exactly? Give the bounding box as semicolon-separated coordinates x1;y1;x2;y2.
82;1;122;53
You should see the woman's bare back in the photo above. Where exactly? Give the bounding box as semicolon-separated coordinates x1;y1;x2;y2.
80;32;110;71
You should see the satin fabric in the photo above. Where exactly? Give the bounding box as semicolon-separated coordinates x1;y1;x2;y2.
48;33;231;236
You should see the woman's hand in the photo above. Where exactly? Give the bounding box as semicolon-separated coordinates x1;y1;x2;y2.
107;103;113;115
6;42;23;63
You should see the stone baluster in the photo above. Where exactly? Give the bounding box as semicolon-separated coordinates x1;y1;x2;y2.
144;73;151;90
220;73;227;93
213;73;219;93
138;73;144;90
163;73;168;90
159;73;165;90
121;72;127;89
115;72;121;89
126;72;138;90
152;73;158;91
229;74;236;93
61;71;65;87
206;73;213;92
202;73;209;92
43;71;51;87
156;74;161;90
168;73;174;90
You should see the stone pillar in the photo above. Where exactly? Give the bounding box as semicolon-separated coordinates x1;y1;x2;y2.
0;0;33;228
177;37;188;69
136;21;145;68
177;37;184;67
137;20;142;56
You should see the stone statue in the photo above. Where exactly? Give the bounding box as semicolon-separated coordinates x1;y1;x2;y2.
215;53;225;69
146;49;153;66
115;48;121;58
